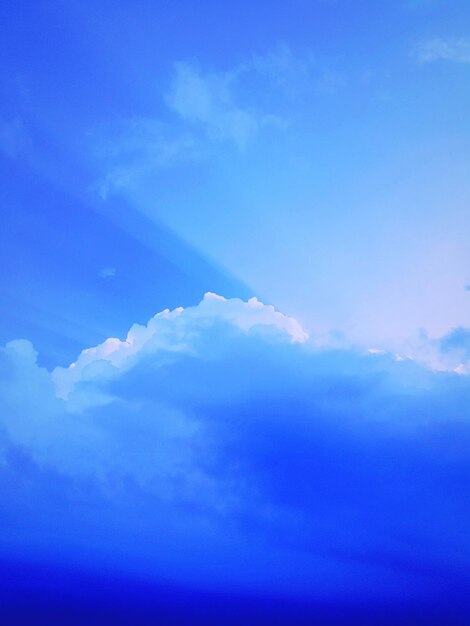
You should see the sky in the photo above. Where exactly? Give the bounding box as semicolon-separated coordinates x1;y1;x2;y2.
1;1;470;623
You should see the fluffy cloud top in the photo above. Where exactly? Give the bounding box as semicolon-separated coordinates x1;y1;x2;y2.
52;292;308;399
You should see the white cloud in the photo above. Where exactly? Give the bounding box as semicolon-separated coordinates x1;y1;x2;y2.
52;292;308;400
415;37;470;64
46;290;470;404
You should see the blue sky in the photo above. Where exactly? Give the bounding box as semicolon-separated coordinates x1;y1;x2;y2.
2;0;470;355
1;1;470;622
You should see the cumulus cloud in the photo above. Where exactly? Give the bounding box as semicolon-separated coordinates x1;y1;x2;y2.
415;37;470;64
52;292;308;400
1;294;470;601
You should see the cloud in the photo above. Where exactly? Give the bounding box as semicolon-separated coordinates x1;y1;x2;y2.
92;62;282;196
93;46;347;198
398;326;470;375
165;63;265;149
1;294;470;600
93;48;325;196
415;38;470;64
52;292;308;400
91;116;205;198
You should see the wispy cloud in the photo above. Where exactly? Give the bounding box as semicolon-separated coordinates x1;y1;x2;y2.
92;116;206;198
415;37;470;64
92;46;340;197
165;63;278;149
92;61;283;197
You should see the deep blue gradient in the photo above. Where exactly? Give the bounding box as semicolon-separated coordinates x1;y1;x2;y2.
1;559;469;625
